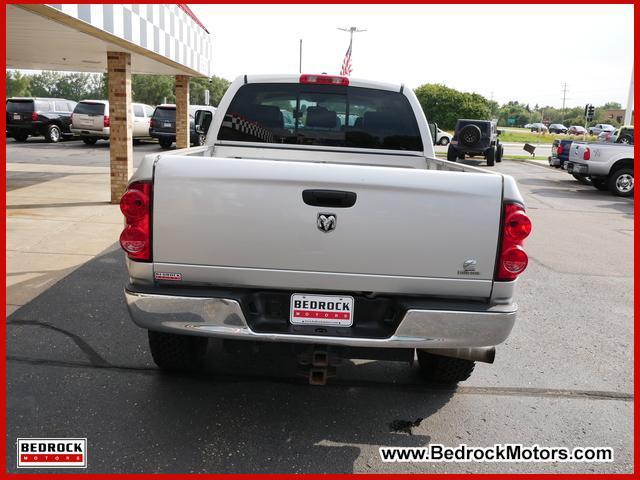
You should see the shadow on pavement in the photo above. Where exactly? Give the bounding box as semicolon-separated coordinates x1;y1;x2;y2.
6;246;455;473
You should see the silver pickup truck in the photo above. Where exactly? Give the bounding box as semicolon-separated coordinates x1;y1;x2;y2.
566;141;634;197
120;74;532;385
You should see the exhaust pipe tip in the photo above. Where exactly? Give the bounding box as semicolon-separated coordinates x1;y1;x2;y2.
420;346;496;364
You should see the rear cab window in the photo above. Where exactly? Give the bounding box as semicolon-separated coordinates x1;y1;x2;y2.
74;102;106;116
217;83;423;152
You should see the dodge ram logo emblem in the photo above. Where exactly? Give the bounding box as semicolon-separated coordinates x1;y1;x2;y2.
317;213;337;233
463;259;477;271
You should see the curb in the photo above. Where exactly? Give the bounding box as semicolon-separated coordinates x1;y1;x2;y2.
504;158;554;169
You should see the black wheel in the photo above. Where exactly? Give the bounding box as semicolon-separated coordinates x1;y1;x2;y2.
496;144;503;163
159;138;173;149
46;124;62;143
439;136;450;146
148;330;208;372
608;168;634;197
485;146;495;166
592;178;609;191
458;124;482;146
447;146;458;162
12;132;28;142
416;350;475;384
572;174;592;185
82;137;98;145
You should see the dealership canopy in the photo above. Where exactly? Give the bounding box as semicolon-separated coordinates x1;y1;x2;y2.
6;4;214;201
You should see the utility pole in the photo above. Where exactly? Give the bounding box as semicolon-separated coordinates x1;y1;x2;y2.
624;66;633;125
561;82;568;123
337;26;366;74
299;39;302;74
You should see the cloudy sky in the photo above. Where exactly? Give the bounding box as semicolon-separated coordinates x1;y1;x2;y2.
189;4;634;108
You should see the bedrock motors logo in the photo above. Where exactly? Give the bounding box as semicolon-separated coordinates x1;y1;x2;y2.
17;438;87;468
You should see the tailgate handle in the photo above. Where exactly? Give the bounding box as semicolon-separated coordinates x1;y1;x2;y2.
302;190;357;208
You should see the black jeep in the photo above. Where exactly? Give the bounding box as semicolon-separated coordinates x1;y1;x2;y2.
447;119;502;166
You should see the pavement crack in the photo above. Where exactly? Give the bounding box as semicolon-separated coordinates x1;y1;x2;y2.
7;319;113;368
5;355;632;402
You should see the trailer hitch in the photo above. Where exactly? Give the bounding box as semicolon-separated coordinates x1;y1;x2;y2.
297;346;341;385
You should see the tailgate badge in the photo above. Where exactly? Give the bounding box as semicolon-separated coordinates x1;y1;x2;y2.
317;213;337;233
458;259;480;276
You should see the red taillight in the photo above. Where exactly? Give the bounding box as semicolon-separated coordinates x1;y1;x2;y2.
583;148;590;161
104;115;110;128
300;74;349;86
31;112;39;121
496;203;531;281
501;246;529;274
119;182;151;261
557;144;564;155
150;118;156;128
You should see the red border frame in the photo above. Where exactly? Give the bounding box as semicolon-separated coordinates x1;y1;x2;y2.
1;1;637;478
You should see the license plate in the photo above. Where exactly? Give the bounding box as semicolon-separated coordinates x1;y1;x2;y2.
163;122;172;128
290;294;354;327
13;113;20;120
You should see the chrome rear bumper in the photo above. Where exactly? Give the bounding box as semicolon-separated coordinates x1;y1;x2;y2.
125;289;517;349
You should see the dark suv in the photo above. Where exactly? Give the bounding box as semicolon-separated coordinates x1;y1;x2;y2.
149;104;216;149
447;119;502;166
6;97;77;143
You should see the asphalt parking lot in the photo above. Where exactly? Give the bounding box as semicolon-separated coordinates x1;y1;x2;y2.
6;139;634;473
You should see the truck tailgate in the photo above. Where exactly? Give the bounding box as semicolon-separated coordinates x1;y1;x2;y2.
152;156;503;297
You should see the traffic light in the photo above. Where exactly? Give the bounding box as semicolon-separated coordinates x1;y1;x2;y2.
586;104;595;122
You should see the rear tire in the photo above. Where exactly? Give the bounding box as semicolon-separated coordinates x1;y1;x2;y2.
46;124;62;143
416;350;475;384
608;168;634;197
485;147;495;166
82;137;98;145
496;144;503;163
439;136;450;146
159;138;173;149
148;331;208;372
447;147;458;162
12;132;28;142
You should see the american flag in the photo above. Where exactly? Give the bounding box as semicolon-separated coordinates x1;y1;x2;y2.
340;39;353;76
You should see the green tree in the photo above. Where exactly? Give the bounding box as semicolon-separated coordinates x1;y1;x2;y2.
413;83;491;130
208;75;231;106
132;74;175;105
189;75;231;106
6;70;31;97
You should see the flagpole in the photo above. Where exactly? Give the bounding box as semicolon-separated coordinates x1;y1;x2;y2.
338;26;366;76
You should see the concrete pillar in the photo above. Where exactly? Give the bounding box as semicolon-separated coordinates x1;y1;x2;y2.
175;75;190;149
107;51;132;204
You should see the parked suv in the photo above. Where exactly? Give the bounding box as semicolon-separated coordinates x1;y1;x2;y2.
149;104;217;148
6;97;76;142
447;119;503;166
71;100;154;144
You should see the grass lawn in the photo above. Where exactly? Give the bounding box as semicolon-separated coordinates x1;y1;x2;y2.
499;131;597;144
